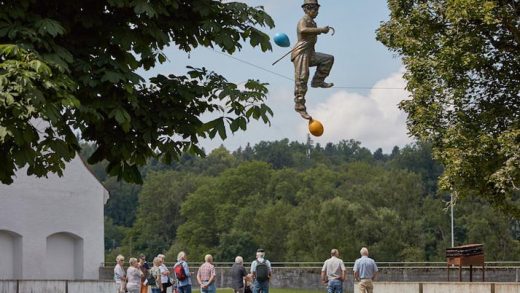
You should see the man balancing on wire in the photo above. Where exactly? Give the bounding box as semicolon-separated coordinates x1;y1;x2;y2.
291;0;334;120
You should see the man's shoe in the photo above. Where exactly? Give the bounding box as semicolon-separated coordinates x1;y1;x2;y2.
294;104;311;120
311;81;334;88
296;109;312;120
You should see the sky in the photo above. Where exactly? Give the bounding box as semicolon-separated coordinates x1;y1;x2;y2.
143;0;413;153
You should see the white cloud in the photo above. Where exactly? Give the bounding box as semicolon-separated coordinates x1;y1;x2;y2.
198;69;413;154
301;68;413;152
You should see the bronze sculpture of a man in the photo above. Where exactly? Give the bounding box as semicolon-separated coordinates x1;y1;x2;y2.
291;0;334;120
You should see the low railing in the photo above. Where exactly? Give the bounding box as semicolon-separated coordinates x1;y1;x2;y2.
102;261;520;269
2;280;520;293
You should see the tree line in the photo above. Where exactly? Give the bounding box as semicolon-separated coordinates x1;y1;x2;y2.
81;138;520;264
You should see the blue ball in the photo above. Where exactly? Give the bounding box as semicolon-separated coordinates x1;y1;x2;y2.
273;33;290;47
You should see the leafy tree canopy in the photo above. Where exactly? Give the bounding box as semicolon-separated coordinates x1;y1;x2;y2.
377;0;520;216
0;0;274;184
102;139;520;262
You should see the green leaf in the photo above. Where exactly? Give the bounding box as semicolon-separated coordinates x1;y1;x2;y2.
133;0;157;18
51;44;74;64
229;118;239;132
110;108;131;132
216;118;227;140
88;147;105;165
122;164;143;184
0;44;19;57
35;18;65;37
101;71;125;83
0;126;10;142
42;53;70;72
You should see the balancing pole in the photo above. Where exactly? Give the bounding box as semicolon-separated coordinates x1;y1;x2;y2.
272;48;296;66
272;27;334;66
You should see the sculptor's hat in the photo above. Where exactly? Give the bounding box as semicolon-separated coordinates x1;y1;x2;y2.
302;0;320;7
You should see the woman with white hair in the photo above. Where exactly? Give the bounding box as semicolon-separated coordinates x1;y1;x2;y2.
127;257;144;293
174;251;192;293
157;254;171;293
114;255;127;293
230;256;247;293
149;257;163;293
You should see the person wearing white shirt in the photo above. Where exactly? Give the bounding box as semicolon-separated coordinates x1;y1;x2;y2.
321;249;346;293
158;254;171;293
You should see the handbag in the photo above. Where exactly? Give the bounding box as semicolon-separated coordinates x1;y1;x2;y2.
118;280;126;293
164;278;172;288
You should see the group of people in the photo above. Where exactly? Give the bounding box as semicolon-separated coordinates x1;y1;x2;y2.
321;247;378;293
113;247;377;293
114;251;194;293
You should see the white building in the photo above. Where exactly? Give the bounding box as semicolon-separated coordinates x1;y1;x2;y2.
0;155;109;280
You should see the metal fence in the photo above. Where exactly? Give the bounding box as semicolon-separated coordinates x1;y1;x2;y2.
102;261;520;269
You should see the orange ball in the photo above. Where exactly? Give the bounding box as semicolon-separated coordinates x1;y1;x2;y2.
308;119;324;137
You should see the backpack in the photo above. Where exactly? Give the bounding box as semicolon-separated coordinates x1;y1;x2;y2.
174;262;187;281
255;260;269;282
147;274;157;286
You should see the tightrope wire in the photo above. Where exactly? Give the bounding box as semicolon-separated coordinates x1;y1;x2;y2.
213;50;406;91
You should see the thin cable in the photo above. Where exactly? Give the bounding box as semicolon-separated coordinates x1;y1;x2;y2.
214;50;293;82
213;50;406;90
333;86;405;90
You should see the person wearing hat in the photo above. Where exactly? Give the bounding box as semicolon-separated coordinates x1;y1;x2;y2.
291;0;334;120
250;249;272;293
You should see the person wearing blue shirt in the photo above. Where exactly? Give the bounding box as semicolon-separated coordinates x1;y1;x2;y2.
250;249;272;293
353;247;378;293
175;251;192;293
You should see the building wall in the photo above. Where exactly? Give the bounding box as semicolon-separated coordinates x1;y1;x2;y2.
0;230;22;279
0;156;108;280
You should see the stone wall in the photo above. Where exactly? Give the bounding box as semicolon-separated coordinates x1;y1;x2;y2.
1;280;520;293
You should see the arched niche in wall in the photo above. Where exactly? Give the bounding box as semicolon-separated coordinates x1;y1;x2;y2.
0;230;22;279
46;232;84;280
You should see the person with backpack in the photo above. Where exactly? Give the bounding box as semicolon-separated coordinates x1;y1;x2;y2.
149;257;163;293
196;254;216;293
250;249;272;293
174;251;192;293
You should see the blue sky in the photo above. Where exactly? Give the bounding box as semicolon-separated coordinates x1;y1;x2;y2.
144;0;413;153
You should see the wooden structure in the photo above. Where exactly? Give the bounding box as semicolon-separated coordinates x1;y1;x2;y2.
446;244;485;282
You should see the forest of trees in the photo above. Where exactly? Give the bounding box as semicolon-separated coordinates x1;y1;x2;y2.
81;138;520;264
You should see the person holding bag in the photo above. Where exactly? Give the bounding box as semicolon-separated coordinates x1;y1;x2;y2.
158;254;172;293
114;255;127;293
149;257;163;293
